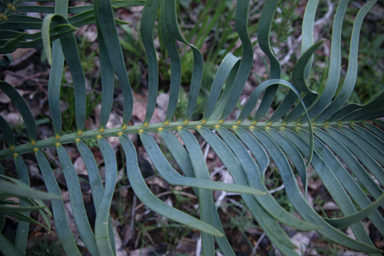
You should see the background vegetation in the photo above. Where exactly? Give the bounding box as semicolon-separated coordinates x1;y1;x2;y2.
0;0;383;255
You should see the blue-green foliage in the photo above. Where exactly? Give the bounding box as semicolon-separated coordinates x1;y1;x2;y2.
0;0;383;255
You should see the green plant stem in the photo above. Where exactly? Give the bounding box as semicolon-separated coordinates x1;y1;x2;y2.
0;121;361;160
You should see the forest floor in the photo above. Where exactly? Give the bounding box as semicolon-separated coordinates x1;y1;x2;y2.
0;0;383;255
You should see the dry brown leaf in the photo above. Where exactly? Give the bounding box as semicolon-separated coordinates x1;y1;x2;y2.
322;201;340;211
2;48;36;66
290;231;317;255
308;178;323;191
4;74;23;87
106;112;123;129
175;238;196;256
0;92;11;104
1;111;23;126
146;176;169;190
73;157;88;176
113;224;128;256
0;89;28;104
132;92;163;124
4;63;34;87
132;92;147;123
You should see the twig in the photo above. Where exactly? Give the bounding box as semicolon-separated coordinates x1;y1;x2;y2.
145;232;155;245
252;233;266;256
195;236;202;256
210;165;226;179
123;194;137;247
195;142;211;255
9;49;38;67
268;184;285;194
228;198;244;208
313;0;333;27
203;141;210;161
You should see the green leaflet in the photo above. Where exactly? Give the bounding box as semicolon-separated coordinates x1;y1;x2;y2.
352;124;384;152
329;90;384;122
3;211;49;228
218;127;320;231
0;174;54;237
0;178;61;201
198;128;299;254
208;61;240;121
306;0;350;119
203;53;240;121
159;2;181;122
14;155;30;254
0;164;4;233
56;144;100;256
0;81;36;141
142;0;160;124
97;23;114;130
220;0;253;120
314;130;384;233
339;126;384;168
269;40;323;122
264;129;308;198
48;0;68;136
162;0;204;120
0;15;43;30
315;128;384;203
0;2;142;55
0;54;12;67
140;131;264;195
323;192;384;229
296;129;377;247
0;0;383;254
225;126;269;175
0;25;76;54
237;78;314;165
0;234;23;256
95;137;117;255
300;0;319;78
290;128;384;235
0;114;14;147
315;0;377;122
254;0;281;121
48;39;65;136
35;150;82;256
327;127;384;186
76;140;116;253
93;0;133;126
42;13;86;132
0;205;45;213
158;129;235;255
239;79;306;121
15;1;145;14
119;134;223;237
252;129;379;253
178;128;215;254
366;122;384;143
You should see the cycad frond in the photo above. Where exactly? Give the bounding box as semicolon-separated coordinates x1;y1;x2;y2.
0;0;383;255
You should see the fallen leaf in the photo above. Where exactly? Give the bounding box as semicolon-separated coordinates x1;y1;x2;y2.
0;89;27;104
132;92;163;124
73;156;88;176
322;201;340;211
4;63;34;87
1;111;23;126
290;231;317;256
114;223;128;256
